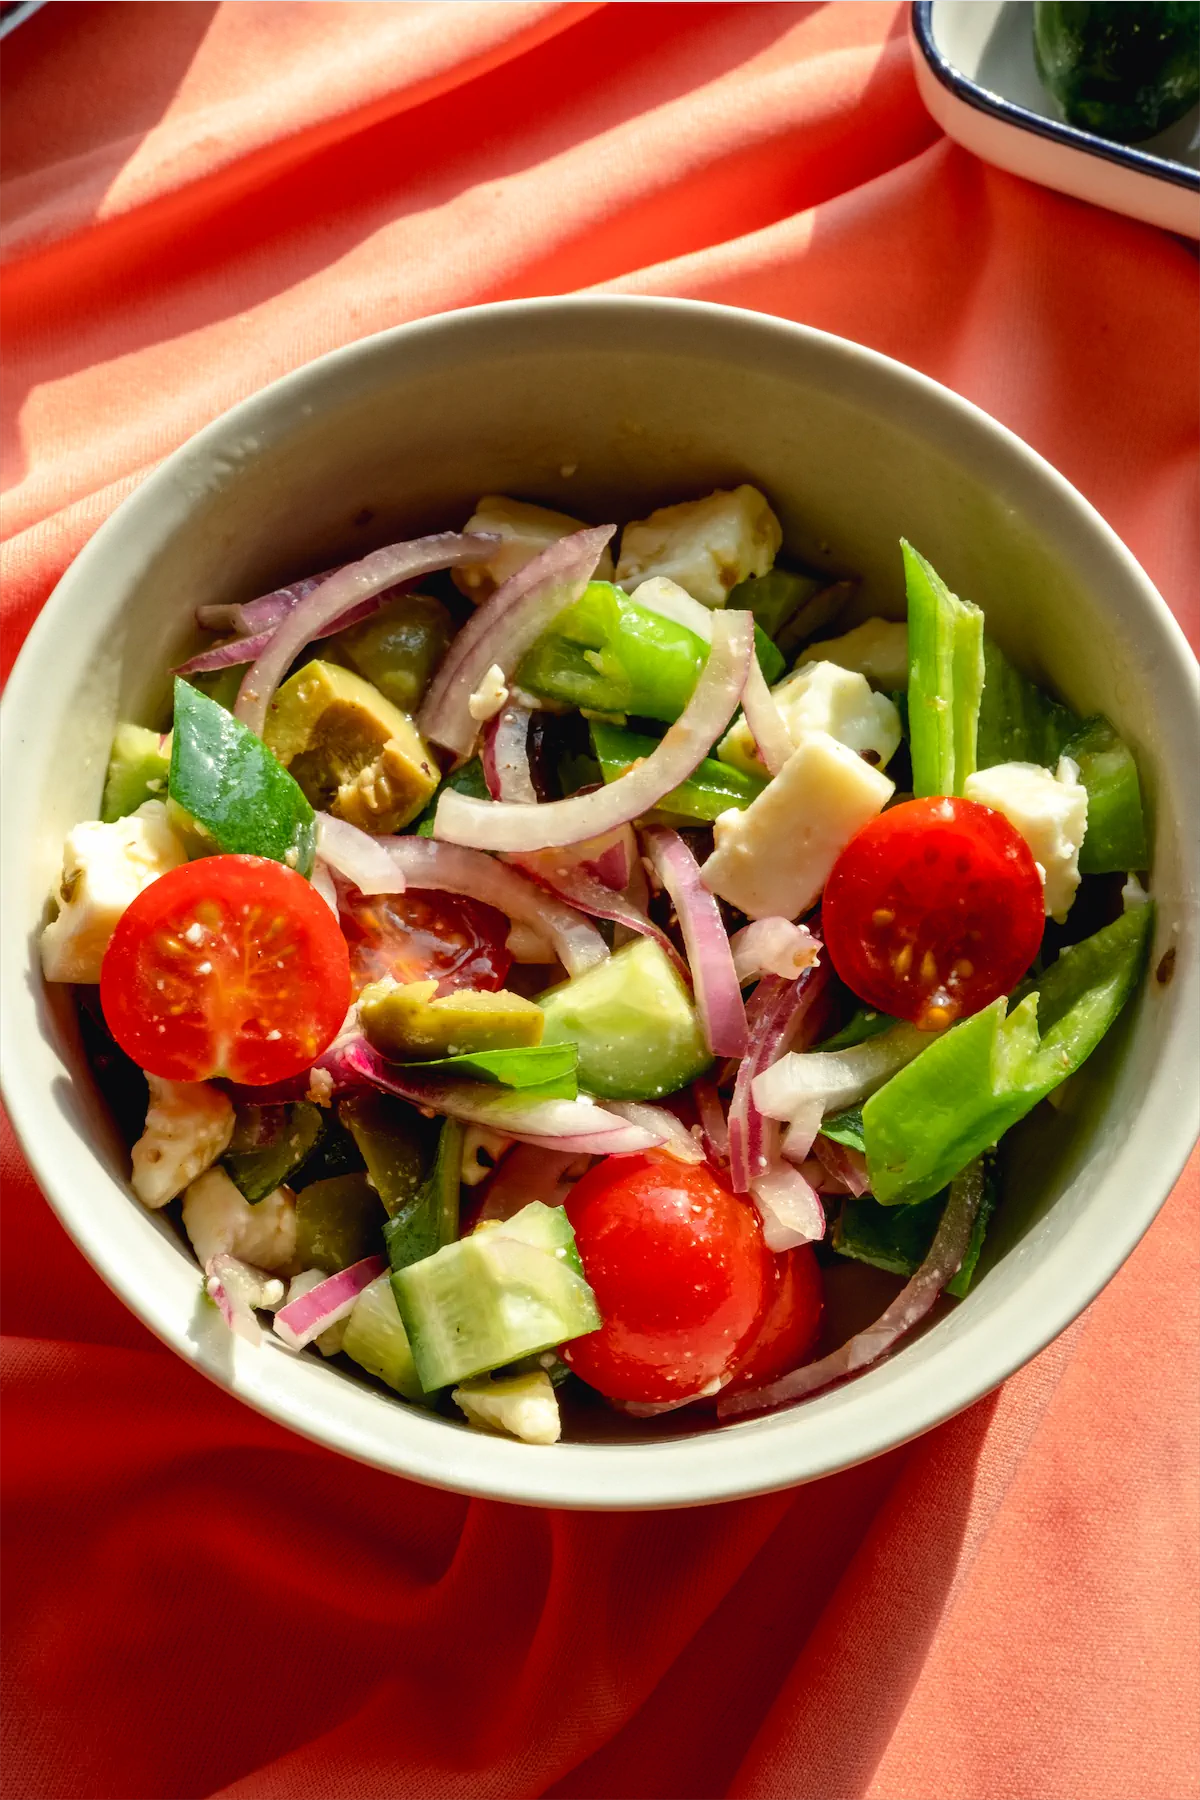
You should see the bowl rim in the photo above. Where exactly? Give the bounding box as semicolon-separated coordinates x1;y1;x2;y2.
3;294;1198;1509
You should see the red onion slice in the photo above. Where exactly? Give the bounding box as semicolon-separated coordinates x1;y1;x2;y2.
316;814;407;896
482;704;537;803
435;609;755;853
751;1021;932;1122
811;1136;870;1197
420;525;615;761
749;1162;825;1250
781;1099;824;1166
234;532;497;736
177;592;387;676
579;826;636;891
728;951;831;1195
729;918;820;985
739;654;794;776
693;1076;730;1169
342;1038;663;1155
197;573;329;637
604;1101;704;1164
642;826;747;1057
475;1144;583;1224
273;1255;386;1351
625;576;714;641
719;1161;985;1418
376;836;606;978
505;848;687;980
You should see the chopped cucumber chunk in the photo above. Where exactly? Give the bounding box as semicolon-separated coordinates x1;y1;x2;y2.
538;936;711;1101
101;724;171;822
392;1205;601;1391
224;1101;324;1203
341;1273;424;1401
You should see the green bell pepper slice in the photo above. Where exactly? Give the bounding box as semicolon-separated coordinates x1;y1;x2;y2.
386;1115;463;1277
1063;715;1148;874
976;637;1080;771
863;902;1154;1204
589;720;767;823
728;568;824;640
169;678;316;874
516;580;782;724
833;1157;997;1298
903;541;985;798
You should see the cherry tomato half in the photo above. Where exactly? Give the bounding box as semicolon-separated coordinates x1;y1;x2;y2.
100;855;351;1086
721;1244;823;1396
338;886;512;999
563;1152;771;1405
822;795;1044;1029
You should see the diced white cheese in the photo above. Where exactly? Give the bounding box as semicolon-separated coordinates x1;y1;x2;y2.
615;485;782;609
701;731;894;921
182;1168;299;1275
718;659;901;778
40;800;188;983
452;1369;562;1445
467;664;510;722
453;496;615;602
281;1269;349;1357
963;756;1088;922
130;1075;235;1208
796;617;909;689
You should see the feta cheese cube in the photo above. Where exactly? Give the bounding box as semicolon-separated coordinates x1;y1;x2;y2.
131;1075;234;1208
796;617;909;689
616;485;782;609
453;496;615;602
40;800;188;984
452;1369;562;1445
701;731;894;921
719;660;902;779
963;756;1088;922
182;1167;299;1274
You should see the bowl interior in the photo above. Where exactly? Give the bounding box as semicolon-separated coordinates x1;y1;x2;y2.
3;299;1197;1507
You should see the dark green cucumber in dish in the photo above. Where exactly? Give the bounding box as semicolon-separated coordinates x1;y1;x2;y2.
223;1101;324;1202
1033;2;1199;142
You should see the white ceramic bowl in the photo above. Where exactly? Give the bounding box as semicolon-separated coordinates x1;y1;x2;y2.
3;298;1197;1509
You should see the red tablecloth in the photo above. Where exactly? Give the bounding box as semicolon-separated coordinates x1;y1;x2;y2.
3;7;1197;1797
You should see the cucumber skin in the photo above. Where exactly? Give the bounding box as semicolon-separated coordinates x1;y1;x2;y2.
1034;2;1200;142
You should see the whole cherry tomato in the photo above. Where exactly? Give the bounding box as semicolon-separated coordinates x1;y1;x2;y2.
563;1152;771;1405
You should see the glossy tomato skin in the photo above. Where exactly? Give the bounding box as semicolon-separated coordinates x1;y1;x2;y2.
100;855;350;1086
338;886;512;998
563;1152;771;1405
721;1244;823;1396
823;796;1044;1029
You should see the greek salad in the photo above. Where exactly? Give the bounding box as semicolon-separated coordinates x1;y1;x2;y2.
42;487;1153;1445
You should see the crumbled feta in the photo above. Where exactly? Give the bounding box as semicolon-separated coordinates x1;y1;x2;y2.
130;1075;234;1209
40;800;188;983
615;486;782;608
719;660;901;778
467;664;510;723
452;1369;562;1444
796;617;909;688
182;1168;299;1274
701;731;894;920
453;496;615;602
963;756;1088;922
305;1067;335;1108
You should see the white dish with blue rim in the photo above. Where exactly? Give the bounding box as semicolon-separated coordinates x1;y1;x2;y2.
910;1;1200;238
